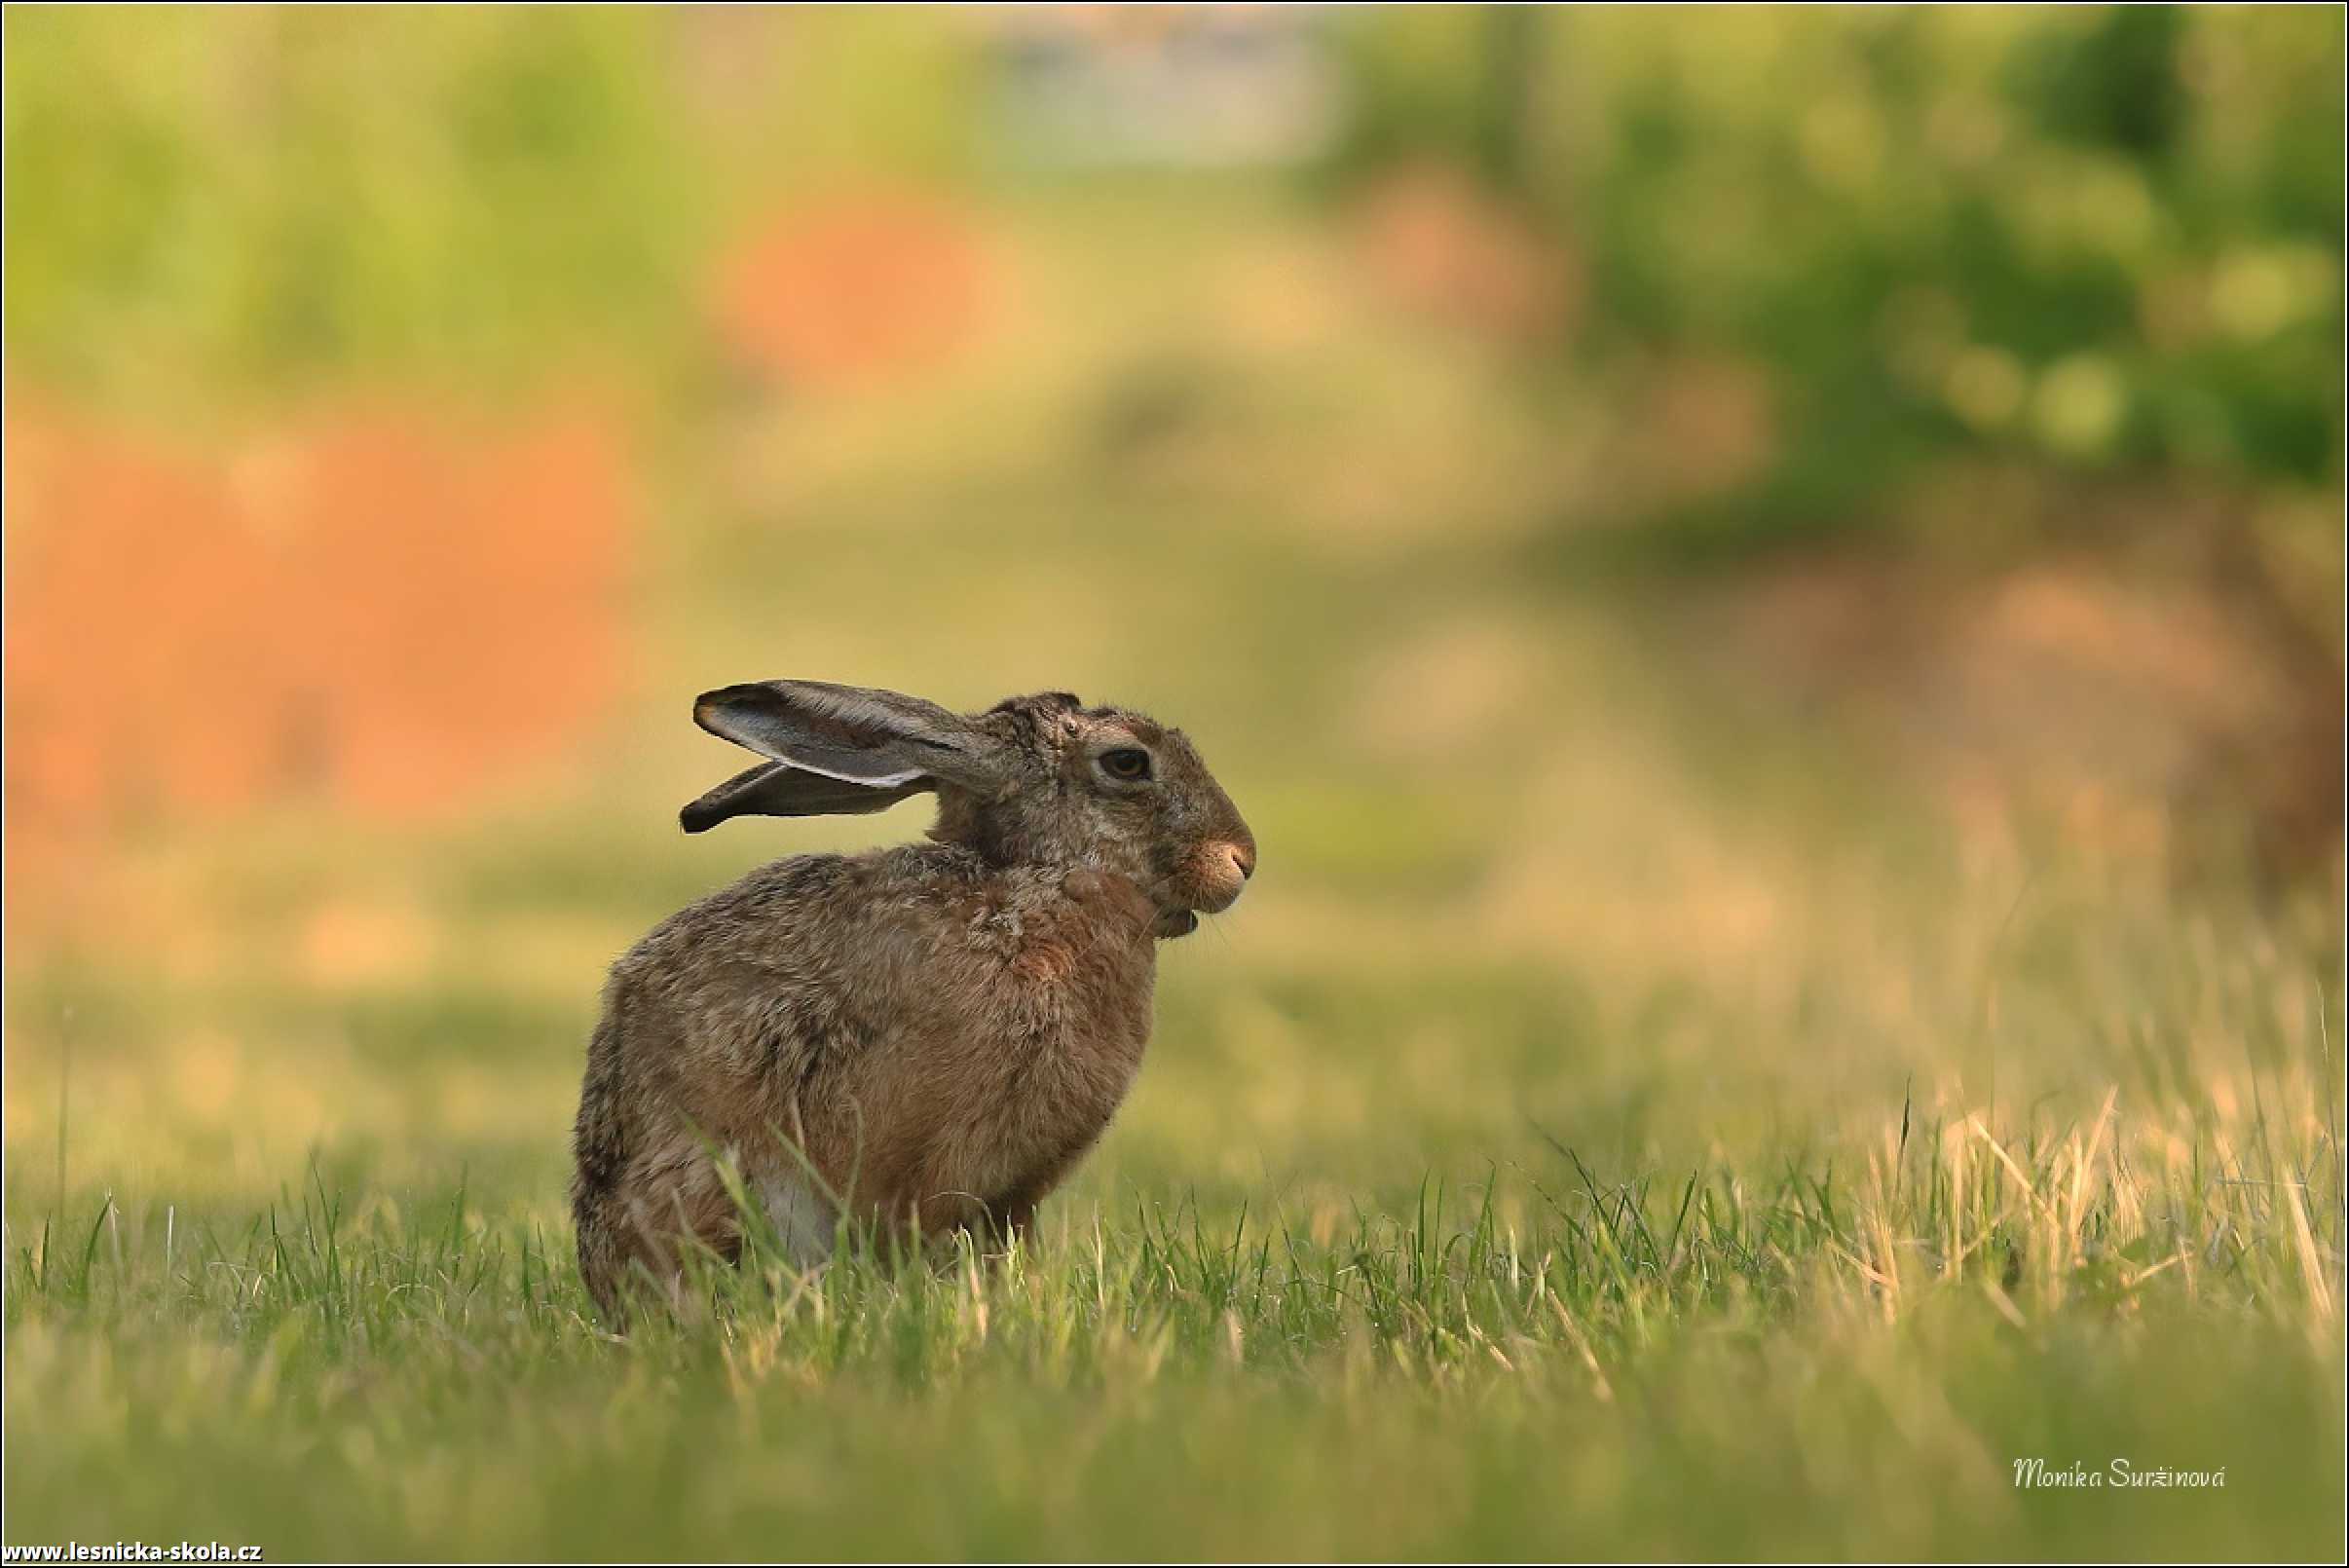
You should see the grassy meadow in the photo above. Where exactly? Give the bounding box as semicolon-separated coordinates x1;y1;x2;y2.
6;9;2345;1561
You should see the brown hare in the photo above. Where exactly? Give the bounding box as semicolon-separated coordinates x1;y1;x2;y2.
571;680;1255;1321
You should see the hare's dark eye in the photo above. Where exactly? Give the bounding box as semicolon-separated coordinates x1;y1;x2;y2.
1100;748;1152;783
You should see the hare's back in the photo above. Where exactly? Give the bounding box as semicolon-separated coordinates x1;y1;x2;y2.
620;843;983;975
588;846;986;1151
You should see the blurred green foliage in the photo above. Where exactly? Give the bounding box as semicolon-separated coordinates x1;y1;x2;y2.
11;6;2337;518
1334;5;2344;542
3;9;669;400
1;6;979;407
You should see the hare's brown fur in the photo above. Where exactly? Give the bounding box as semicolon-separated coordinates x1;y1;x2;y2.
571;686;1252;1321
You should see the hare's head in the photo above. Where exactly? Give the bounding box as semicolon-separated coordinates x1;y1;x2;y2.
682;682;1254;937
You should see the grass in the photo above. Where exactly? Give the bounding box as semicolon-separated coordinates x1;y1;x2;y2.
7;1083;2342;1559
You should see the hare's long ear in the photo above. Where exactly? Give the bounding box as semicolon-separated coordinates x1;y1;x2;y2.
682;680;997;831
680;762;929;833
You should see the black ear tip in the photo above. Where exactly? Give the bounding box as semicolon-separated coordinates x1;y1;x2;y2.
692;683;777;732
680;803;719;833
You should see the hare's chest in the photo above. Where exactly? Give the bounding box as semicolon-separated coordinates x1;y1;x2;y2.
846;875;1158;1217
920;909;1156;1199
986;951;1153;1157
1024;991;1152;1128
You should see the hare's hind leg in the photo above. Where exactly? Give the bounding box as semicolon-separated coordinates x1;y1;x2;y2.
572;1014;636;1324
577;1148;746;1325
595;1139;748;1315
573;1031;742;1321
573;1179;635;1325
574;1142;711;1325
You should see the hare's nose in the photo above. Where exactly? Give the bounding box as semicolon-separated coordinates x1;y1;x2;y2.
1224;843;1255;882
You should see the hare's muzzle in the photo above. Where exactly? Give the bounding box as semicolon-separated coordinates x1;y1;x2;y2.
1180;838;1255;915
